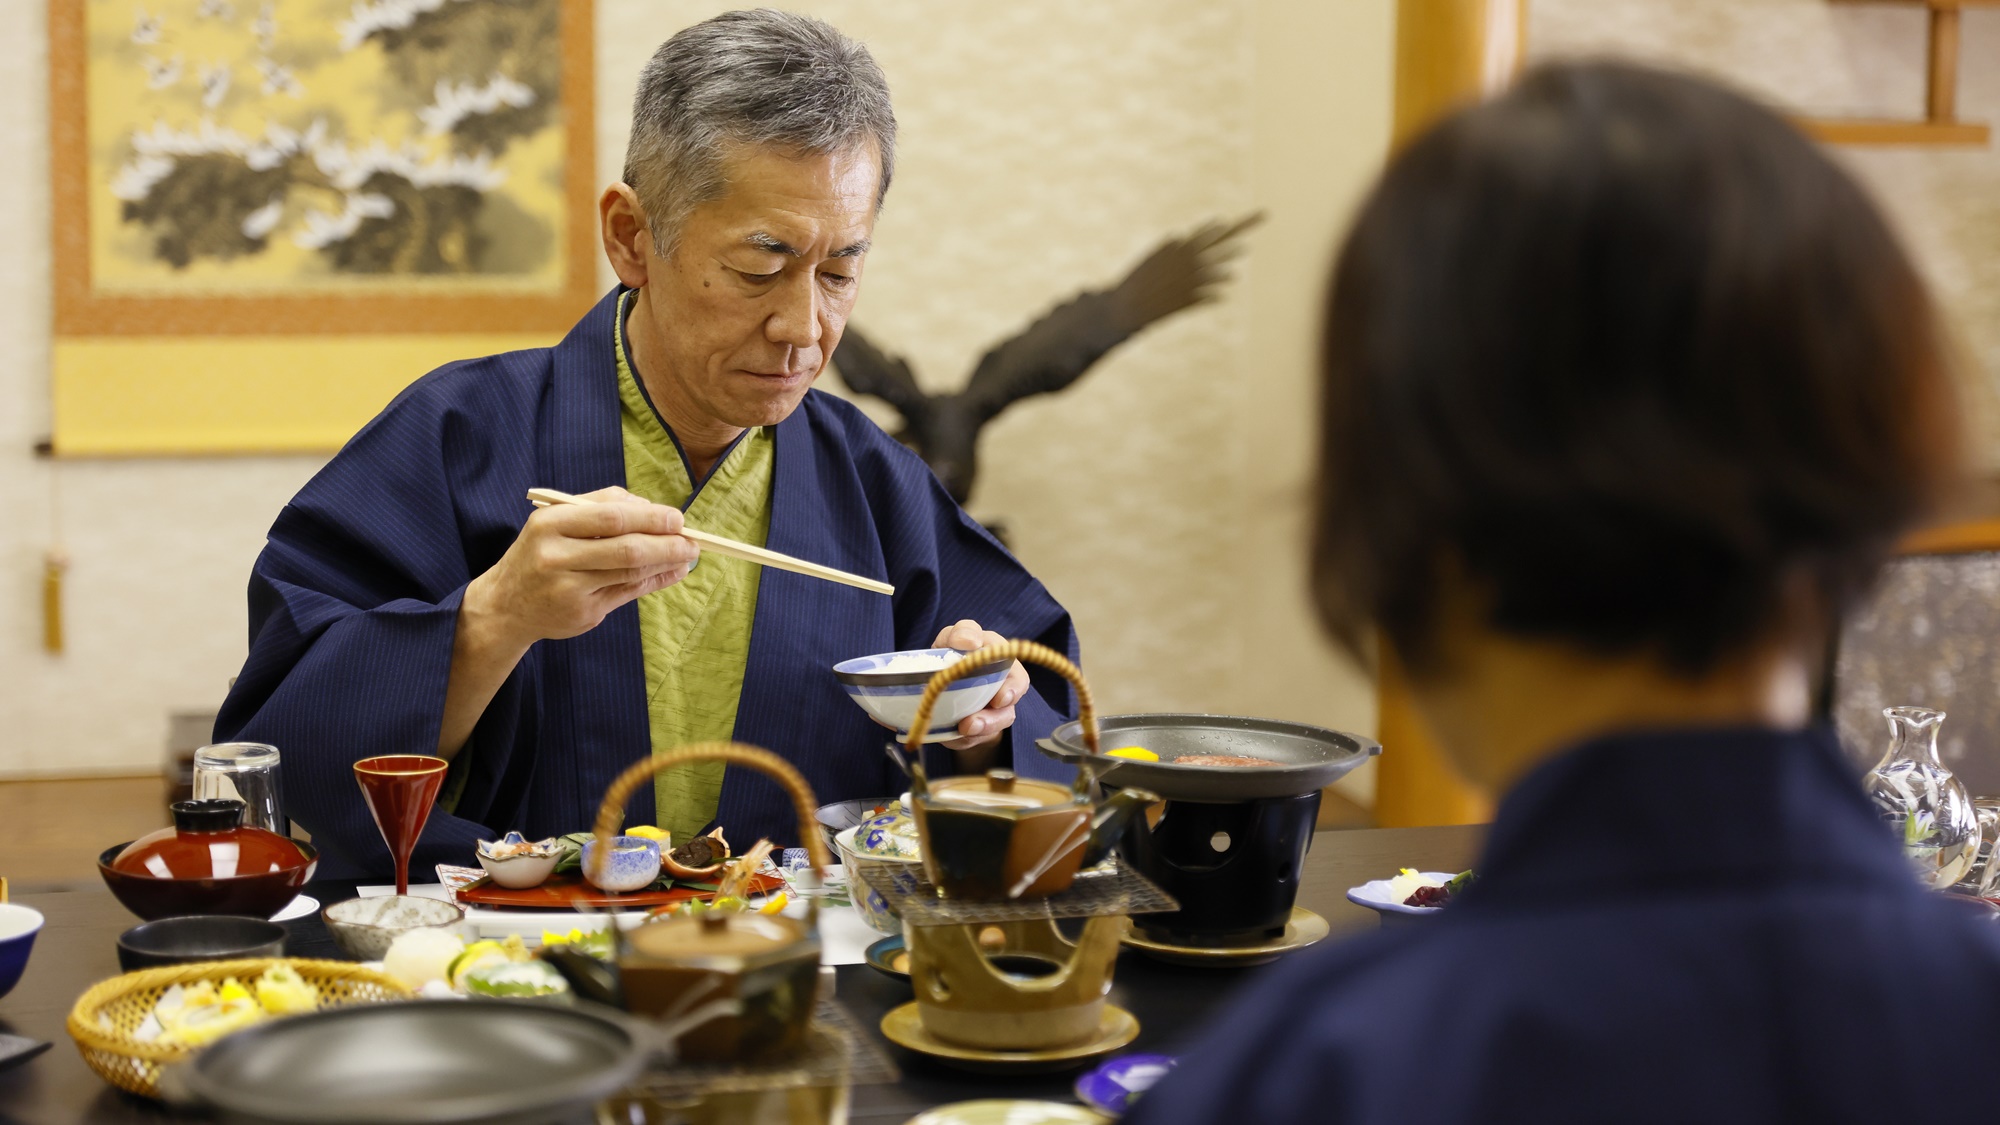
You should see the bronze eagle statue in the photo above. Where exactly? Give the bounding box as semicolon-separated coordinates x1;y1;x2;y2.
833;214;1261;505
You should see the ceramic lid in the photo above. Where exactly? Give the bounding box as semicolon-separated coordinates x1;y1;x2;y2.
110;799;313;881
625;910;812;963
926;770;1077;812
855;797;921;859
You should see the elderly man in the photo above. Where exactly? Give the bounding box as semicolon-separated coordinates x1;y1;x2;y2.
215;11;1077;879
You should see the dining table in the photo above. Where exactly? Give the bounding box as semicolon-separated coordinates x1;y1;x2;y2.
0;823;1483;1124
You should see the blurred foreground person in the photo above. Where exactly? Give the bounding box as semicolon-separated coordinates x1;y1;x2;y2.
1128;62;1997;1125
214;11;1072;879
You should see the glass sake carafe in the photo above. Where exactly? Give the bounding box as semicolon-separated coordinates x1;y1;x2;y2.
1864;706;1979;890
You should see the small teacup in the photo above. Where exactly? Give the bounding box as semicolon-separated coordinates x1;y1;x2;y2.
581;836;662;893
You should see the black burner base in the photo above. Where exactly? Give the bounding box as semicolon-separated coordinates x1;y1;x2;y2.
1117;789;1321;949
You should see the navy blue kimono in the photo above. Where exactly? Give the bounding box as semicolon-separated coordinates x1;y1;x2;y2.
215;288;1078;880
1128;726;2000;1124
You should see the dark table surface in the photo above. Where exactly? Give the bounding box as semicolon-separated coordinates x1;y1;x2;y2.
0;824;1482;1124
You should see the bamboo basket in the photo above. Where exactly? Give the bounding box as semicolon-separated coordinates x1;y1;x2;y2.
903;638;1098;773
66;957;409;1098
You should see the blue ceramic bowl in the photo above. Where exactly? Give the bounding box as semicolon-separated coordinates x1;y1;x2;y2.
581;836;662;893
832;649;1009;744
1076;1053;1178;1117
0;904;46;999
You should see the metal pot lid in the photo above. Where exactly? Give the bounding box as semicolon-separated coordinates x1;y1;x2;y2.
1037;713;1381;802
174;998;645;1125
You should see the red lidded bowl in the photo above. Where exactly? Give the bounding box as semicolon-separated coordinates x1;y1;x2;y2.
98;799;317;921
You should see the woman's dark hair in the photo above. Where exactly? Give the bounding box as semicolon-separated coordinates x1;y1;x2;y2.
1312;61;1961;676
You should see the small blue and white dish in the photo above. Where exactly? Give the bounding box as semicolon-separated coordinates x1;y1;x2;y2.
1075;1053;1176;1117
1345;871;1452;925
580;836;662;893
832;648;1010;744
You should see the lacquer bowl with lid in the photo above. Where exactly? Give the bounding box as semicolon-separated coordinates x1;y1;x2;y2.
98;799;317;921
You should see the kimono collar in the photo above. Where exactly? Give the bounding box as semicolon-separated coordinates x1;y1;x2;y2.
1462;724;1914;910
540;286;629;496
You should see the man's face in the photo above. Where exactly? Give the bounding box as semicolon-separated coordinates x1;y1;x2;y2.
634;142;879;429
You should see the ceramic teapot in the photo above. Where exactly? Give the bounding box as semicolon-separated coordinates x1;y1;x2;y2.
900;640;1158;900
584;743;830;1064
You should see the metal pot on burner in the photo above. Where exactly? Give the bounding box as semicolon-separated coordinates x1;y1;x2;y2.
1038;714;1380;947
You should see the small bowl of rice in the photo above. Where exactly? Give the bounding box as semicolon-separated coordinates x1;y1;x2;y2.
832;648;1010;744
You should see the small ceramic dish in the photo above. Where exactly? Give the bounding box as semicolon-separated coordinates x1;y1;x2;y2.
580;836;662;893
476;831;562;889
833;648;1009;744
1075;1053;1177;1117
834;825;919;934
1345;871;1453;924
116;915;286;972
814;796;900;850
0;904;44;1000
321;895;465;961
864;934;911;980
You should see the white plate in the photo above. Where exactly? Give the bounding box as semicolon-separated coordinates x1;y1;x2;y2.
269;894;319;922
1345;871;1453;916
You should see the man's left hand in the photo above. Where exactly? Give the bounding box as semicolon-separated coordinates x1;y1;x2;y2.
934;619;1029;770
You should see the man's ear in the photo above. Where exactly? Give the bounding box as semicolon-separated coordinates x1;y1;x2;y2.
601;183;654;289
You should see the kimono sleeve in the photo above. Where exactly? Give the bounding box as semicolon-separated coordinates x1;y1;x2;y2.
213;373;530;879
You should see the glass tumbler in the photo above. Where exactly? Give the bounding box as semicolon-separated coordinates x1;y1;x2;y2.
193;743;287;836
1972;798;2000;898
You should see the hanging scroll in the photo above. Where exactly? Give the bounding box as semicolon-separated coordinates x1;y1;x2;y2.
49;0;597;454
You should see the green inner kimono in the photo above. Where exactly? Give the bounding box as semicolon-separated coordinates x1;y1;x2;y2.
614;293;773;844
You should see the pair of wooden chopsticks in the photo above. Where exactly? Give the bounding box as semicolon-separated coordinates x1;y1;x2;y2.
526;488;894;596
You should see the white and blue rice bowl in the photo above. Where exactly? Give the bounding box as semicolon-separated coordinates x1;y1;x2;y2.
579;835;662;893
834;825;917;935
832;648;1010;744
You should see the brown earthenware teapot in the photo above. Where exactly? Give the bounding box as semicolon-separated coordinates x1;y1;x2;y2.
586;743;830;1064
902;640;1157;900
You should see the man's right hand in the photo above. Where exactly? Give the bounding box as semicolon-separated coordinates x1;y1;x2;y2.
439;486;697;756
463;486;700;649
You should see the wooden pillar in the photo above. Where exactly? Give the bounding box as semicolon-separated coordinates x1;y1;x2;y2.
1928;4;1961;123
1392;0;1526;150
1369;0;1521;829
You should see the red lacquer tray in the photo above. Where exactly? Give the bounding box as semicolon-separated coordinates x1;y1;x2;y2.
455;870;782;911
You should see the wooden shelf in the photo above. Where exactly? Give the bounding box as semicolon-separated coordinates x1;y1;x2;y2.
1799;117;1992;145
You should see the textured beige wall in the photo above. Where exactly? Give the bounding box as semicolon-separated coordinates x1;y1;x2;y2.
1528;0;2000;468
0;2;1391;782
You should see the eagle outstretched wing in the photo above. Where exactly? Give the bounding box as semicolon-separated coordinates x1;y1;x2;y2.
831;327;929;421
961;213;1262;423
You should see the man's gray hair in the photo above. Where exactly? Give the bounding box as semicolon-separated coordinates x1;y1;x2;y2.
623;9;897;257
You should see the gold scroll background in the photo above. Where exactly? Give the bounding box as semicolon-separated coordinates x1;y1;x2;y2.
51;0;597;454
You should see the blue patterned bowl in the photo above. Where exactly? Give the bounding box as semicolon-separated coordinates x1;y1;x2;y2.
581;837;662;893
835;826;916;935
832;649;1009;744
